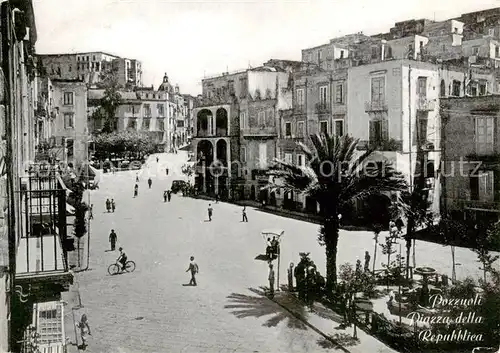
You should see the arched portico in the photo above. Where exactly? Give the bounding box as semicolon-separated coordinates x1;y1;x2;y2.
193;137;231;196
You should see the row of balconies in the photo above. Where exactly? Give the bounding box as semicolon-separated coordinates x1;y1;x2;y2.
291;98;435;114
364;98;435;112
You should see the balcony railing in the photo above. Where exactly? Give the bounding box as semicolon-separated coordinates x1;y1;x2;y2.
416;98;435;111
459;199;500;212
16;167;72;287
364;100;388;112
241;126;277;137
315;103;330;114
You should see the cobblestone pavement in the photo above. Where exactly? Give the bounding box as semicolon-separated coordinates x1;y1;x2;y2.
74;152;486;353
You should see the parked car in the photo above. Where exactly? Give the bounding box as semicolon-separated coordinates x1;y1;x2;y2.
171;180;188;194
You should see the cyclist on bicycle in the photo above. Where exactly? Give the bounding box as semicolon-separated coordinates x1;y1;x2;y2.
117;247;127;270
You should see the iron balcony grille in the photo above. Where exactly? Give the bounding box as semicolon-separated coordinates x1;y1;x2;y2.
17;167;68;275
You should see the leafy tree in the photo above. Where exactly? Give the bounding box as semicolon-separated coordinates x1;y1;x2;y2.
474;228;500;283
71;181;88;268
93;131;156;162
266;134;407;287
95;67;122;133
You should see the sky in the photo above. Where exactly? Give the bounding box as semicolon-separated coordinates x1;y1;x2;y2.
33;0;500;95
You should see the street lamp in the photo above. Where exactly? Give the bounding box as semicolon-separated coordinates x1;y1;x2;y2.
262;229;285;292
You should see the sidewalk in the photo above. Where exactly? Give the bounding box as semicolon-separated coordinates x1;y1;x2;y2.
62;273;86;353
271;290;399;353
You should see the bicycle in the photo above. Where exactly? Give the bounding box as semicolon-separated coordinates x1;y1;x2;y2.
107;260;136;275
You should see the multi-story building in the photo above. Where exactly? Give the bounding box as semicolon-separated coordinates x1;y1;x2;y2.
49;79;89;168
441;96;500;224
1;2;74;353
88;87;171;148
182;94;198;143
112;58;142;88
192;64;294;200
38;52;143;88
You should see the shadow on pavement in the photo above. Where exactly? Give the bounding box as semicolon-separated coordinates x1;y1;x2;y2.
224;287;307;330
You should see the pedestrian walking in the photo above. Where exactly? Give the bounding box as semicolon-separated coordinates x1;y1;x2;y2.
268;263;275;297
109;229;117;251
105;198;111;213
167;190;172;202
166;168;169;176
207;203;213;221
186;256;199;286
287;262;294;291
111;199;116;213
76;314;91;348
215;193;219;204
242;206;248;222
156;157;159;163
136;173;139;182
148;177;152;189
134;184;139;198
163;190;168;202
89;204;94;220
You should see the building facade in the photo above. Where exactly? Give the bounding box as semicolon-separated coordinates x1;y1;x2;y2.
88;88;172;148
1;2;74;353
441;96;500;223
38;52;143;88
192;65;294;199
51;79;88;168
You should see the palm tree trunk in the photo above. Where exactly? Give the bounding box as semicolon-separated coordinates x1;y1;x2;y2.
372;236;378;274
323;216;339;288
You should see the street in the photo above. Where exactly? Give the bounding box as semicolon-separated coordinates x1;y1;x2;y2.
76;152;486;353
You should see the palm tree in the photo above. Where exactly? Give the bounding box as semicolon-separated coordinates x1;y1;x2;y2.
266;134;407;287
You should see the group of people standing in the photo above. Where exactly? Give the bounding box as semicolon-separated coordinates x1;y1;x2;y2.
105;198;116;213
292;253;326;307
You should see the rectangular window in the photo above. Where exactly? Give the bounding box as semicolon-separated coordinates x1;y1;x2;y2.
284;153;293;164
63;113;74;129
297;121;304;137
258;111;266;126
320;120;328;135
479;83;487;95
317;50;323;63
473;46;480;55
452;80;461;96
128;119;137;130
157;119;165;131
259;143;267;169
334;119;344;137
143;118;150;130
476;117;494;154
240;112;247;129
371;47;378;59
319;85;328;105
157;104;165;116
143;104;151;117
369;119;389;145
63;92;74;105
285;122;292;137
297;154;305;167
417;112;428;145
496;46;499;57
296;88;305;107
66;139;74;157
371;77;385;103
478;171;495;202
335;83;343;103
417;77;427;97
340;50;344;59
241;147;247;162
